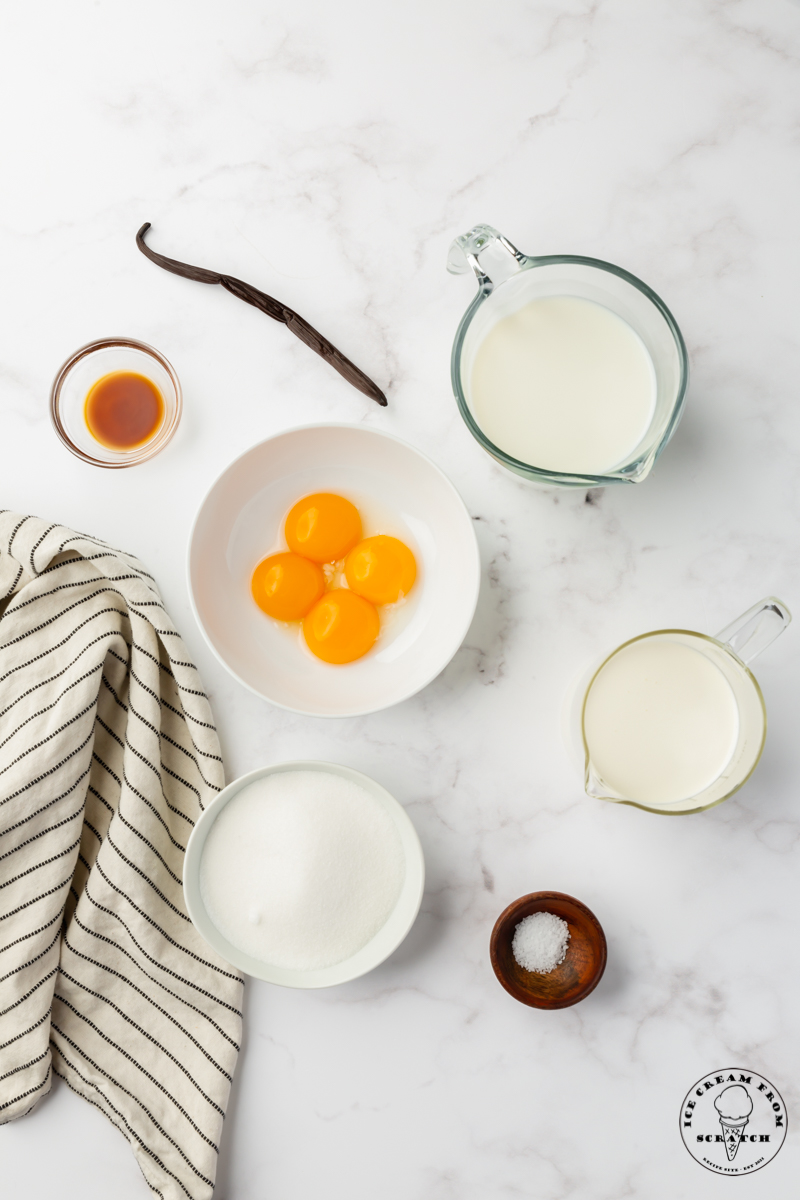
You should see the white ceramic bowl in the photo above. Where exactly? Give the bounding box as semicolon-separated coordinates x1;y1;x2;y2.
188;424;480;716
183;761;425;988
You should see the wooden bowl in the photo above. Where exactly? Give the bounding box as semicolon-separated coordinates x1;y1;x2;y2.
490;891;607;1009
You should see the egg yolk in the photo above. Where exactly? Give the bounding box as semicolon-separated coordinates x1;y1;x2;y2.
251;552;325;620
344;535;417;606
303;589;380;664
284;493;362;563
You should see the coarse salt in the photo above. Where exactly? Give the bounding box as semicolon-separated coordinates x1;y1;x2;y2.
512;911;570;974
200;771;405;971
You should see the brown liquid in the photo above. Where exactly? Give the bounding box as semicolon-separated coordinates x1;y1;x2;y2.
85;371;164;450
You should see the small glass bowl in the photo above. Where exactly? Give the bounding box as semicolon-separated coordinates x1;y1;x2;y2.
50;337;182;468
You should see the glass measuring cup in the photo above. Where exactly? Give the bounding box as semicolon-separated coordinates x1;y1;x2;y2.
447;224;689;488
566;598;791;815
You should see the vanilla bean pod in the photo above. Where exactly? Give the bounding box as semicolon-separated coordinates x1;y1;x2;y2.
136;223;387;407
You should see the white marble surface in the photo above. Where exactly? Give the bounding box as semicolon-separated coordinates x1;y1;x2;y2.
2;1;800;1196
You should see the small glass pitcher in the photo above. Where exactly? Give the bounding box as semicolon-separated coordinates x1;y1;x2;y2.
447;224;689;488
564;598;791;815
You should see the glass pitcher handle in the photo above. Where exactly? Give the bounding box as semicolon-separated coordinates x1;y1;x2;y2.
446;224;527;290
715;596;792;665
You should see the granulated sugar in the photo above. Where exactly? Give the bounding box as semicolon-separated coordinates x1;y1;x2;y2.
512;911;570;974
200;771;405;971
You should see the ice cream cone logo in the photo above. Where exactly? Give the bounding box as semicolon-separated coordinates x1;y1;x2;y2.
715;1085;753;1161
680;1069;787;1175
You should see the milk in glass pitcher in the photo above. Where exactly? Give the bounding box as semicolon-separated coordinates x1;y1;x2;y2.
565;598;791;815
447;225;689;488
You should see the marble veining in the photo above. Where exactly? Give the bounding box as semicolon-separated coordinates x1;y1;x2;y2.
2;0;800;1197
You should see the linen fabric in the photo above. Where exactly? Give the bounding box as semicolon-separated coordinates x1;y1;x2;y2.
0;512;243;1200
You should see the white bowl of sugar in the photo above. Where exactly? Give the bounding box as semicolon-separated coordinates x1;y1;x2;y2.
183;761;425;988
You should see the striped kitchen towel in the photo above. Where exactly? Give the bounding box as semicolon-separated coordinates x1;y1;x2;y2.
0;512;243;1200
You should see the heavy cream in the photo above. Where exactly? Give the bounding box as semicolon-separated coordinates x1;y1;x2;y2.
583;637;739;807
469;295;656;474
